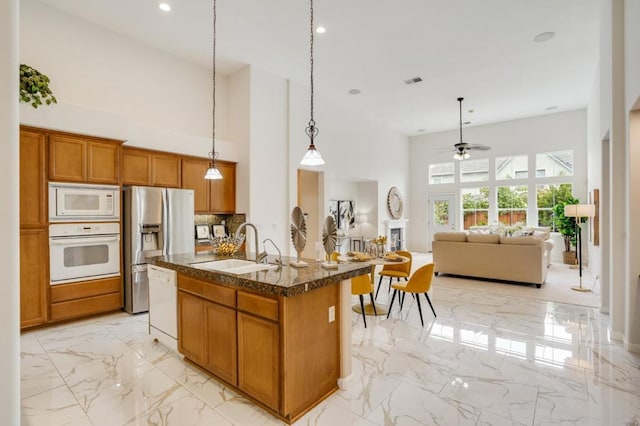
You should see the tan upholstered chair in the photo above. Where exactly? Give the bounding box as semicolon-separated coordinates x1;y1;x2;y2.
376;251;412;300
386;263;436;326
351;274;377;328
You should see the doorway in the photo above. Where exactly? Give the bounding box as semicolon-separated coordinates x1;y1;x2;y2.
427;193;456;251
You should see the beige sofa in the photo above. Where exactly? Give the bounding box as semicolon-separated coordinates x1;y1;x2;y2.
432;232;548;287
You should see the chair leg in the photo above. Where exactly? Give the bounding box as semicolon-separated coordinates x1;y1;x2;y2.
375;276;384;300
369;292;378;316
387;276;393;293
424;292;436;317
359;294;367;328
415;292;424;327
399;291;405;310
386;290;398;319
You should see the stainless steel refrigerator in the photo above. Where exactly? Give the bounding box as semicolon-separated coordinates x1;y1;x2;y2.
123;186;194;314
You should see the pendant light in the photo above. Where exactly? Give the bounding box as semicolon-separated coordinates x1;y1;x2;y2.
300;0;325;166
205;0;223;179
453;97;470;161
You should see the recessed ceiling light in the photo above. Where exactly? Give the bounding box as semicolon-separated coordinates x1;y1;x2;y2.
545;105;558;111
316;26;326;34
534;31;555;43
417;129;426;133
464;121;471;125
348;89;361;95
468;109;474;114
158;3;171;12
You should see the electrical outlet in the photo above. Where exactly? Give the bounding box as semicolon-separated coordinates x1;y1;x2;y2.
328;306;335;323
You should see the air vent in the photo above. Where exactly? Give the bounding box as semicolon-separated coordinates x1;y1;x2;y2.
403;76;423;85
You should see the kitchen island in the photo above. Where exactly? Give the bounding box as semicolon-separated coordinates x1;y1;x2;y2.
149;253;370;424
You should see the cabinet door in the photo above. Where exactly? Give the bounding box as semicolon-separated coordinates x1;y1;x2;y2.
88;141;120;184
152;153;181;188
20;229;48;328
49;134;86;182
178;291;206;364
122;148;152;185
181;158;210;212
237;312;280;410
20;129;47;228
206;302;237;385
209;161;236;213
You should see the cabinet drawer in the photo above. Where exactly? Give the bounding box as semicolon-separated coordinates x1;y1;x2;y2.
179;274;236;308
51;292;122;321
50;276;122;303
237;291;278;322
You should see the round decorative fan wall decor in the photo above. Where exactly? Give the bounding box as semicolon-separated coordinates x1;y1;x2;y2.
387;187;403;219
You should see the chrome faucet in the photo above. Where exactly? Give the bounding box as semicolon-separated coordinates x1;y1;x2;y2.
235;222;266;263
263;238;283;268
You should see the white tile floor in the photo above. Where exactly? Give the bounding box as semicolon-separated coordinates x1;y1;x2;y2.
21;264;640;425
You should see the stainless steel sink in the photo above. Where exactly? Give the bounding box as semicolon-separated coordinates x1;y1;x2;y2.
189;259;277;275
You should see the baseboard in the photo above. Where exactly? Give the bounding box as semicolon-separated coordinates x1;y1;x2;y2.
611;330;624;342
624;339;640;354
337;373;355;390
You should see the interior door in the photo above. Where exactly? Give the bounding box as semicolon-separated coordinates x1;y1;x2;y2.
428;194;456;251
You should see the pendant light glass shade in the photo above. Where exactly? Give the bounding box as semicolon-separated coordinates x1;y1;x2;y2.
300;0;325;166
301;143;325;166
204;0;223;179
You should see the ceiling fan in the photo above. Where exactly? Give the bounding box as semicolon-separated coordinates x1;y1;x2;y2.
451;97;491;160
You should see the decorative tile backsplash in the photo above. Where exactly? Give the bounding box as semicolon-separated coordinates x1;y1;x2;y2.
194;213;247;237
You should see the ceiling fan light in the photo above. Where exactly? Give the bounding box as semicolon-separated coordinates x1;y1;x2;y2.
301;143;325;166
453;152;463;161
463;152;470;159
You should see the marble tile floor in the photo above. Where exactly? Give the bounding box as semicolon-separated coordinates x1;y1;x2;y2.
21;280;640;425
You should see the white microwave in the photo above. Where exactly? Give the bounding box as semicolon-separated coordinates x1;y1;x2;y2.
49;183;120;221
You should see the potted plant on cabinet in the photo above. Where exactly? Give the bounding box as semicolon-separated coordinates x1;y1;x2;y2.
553;197;580;265
19;64;57;108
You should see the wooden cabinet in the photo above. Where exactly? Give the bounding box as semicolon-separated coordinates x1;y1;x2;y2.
178;275;238;384
122;147;181;187
181;157;210;212
20;229;48;328
49;133;121;184
178;291;206;364
209;161;236;213
181;156;236;213
237;311;280;410
20;129;47;228
49;277;122;322
206;302;237;384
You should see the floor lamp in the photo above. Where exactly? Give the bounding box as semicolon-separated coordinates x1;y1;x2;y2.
564;204;596;292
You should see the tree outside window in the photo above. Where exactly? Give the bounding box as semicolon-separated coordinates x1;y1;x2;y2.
497;186;527;225
536;183;573;231
462;187;489;229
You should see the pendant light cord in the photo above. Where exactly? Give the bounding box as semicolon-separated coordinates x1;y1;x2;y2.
210;0;218;164
305;0;318;143
458;97;463;145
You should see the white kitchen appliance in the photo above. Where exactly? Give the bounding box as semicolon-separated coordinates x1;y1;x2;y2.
49;222;121;285
148;264;178;351
123;186;194;314
49;182;120;222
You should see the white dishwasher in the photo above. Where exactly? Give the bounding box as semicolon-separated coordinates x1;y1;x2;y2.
148;265;178;351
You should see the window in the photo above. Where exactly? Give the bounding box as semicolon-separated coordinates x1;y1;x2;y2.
497;185;528;225
536;183;573;231
462;187;489;230
535;150;573;177
496;155;528;180
460;158;489;183
429;162;454;184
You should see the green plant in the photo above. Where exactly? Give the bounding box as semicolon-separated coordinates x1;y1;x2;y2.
553;196;581;252
19;64;57;108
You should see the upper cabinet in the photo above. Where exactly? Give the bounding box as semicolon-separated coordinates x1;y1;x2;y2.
181;156;236;214
49;133;122;184
20;129;47;228
122;147;181;188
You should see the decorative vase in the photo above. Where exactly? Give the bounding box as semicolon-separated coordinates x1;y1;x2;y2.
377;243;385;258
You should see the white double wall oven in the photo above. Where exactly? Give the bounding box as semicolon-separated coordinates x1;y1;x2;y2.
48;183;121;285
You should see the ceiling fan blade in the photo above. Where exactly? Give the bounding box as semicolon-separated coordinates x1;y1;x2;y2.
468;144;491;151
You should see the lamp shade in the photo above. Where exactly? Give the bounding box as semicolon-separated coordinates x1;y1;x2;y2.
564;204;595;218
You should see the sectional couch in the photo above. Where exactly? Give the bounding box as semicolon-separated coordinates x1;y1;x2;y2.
432;231;549;287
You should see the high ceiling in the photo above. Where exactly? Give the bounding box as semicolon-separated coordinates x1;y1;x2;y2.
35;0;602;136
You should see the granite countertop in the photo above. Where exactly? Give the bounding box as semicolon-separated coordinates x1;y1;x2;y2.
149;252;371;297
